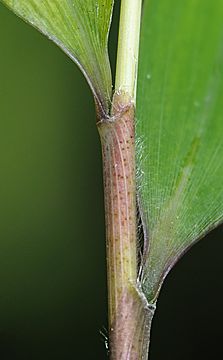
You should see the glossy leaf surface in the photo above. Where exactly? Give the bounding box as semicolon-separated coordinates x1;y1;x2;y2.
137;0;223;300
1;0;113;113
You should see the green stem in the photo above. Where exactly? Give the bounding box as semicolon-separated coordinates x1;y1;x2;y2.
115;0;143;102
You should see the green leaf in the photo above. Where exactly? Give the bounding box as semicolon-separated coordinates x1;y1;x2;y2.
137;0;223;301
1;0;113;113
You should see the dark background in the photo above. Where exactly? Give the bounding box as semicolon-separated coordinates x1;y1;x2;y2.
0;2;223;359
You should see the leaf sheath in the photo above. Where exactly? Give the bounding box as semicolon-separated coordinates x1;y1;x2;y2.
97;92;154;359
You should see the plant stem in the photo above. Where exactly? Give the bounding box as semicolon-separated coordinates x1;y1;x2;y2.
98;1;153;359
97;92;154;360
98;92;137;325
115;0;143;102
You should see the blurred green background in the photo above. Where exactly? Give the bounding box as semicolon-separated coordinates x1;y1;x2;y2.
0;2;223;359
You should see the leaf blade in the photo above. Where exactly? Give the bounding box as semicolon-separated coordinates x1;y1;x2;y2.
137;0;223;300
1;0;114;113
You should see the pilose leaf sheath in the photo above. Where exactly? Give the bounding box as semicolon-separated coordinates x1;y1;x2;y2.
137;0;223;301
1;0;114;113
